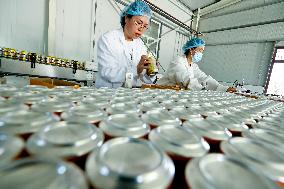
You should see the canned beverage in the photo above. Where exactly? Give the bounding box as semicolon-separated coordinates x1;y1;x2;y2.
8;48;17;59
0;133;25;166
221;137;284;187
0;110;58;140
146;55;156;76
55;58;62;66
27;52;37;62
242;128;284;149
142;109;182;129
0;47;3;57
31;99;73;117
169;106;202;122
86;137;175;189
19;51;28;61
106;101;140;115
252;119;284;133
61;105;107;125
3;48;10;58
64;59;72;68
206;115;249;136
36;54;43;64
139;100;165;112
45;56;56;65
183;118;232;152
185;154;280;189
0;101;29;116
99;113;150;140
12;93;47;108
0;158;88;189
27;121;104;168
149;125;209;189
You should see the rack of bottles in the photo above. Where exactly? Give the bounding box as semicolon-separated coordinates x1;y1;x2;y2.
0;47;96;82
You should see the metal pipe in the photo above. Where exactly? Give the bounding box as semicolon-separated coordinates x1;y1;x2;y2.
143;0;200;35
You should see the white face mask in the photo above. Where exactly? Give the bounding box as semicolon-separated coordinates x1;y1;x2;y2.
192;52;203;63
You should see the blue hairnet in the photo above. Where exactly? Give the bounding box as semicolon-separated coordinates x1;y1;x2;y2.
182;38;205;54
120;1;152;23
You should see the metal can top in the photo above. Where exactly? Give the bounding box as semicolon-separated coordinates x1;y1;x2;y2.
0;110;58;135
142;109;181;127
252;120;284;133
0;158;88;189
0;101;29;116
183;118;232;141
32;99;72;113
185;153;280;189
99;113;150;138
149;125;209;158
242;128;284;149
27;121;104;158
86;137;175;189
106;102;140;115
61;106;107;124
170;106;202;120
221;137;284;183
0;133;24;166
206;115;249;132
139;101;165;112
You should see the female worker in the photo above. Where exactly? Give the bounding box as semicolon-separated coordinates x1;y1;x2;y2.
95;0;153;88
157;38;236;92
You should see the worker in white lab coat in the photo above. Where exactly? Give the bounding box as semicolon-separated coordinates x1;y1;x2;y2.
157;38;236;92
95;0;153;88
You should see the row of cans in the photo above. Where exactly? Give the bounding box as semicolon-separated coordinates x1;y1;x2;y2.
0;85;284;188
0;47;85;70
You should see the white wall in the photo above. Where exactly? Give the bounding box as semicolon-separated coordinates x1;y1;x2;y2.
196;0;284;88
0;0;48;54
48;0;93;61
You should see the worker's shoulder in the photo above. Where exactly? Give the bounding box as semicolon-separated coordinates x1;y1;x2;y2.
100;29;123;41
172;55;187;65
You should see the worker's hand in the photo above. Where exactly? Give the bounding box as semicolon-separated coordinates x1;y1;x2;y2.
227;87;237;93
137;55;150;75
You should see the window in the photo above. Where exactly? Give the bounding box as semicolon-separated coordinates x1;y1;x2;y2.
265;47;284;96
141;19;161;57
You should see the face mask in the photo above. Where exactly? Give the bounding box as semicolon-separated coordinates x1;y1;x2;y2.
192;52;203;63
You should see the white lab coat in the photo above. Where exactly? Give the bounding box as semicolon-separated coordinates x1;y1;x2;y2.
157;55;228;91
95;28;152;88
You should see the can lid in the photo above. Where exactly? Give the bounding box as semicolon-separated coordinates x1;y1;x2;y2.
106;102;140;114
139;101;165;112
252;120;284;133
142;109;181;127
32;100;72;113
86;138;175;189
27;121;104;158
170;106;202;120
185;154;280;189
183;118;232;141
0;158;88;189
0;101;28;116
149;125;209;158
0;110;58;134
207;116;249;132
99;113;150;138
61;106;107;124
242;128;284;147
0;133;24;166
221;137;284;181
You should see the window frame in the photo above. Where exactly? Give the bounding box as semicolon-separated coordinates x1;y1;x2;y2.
264;46;284;94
